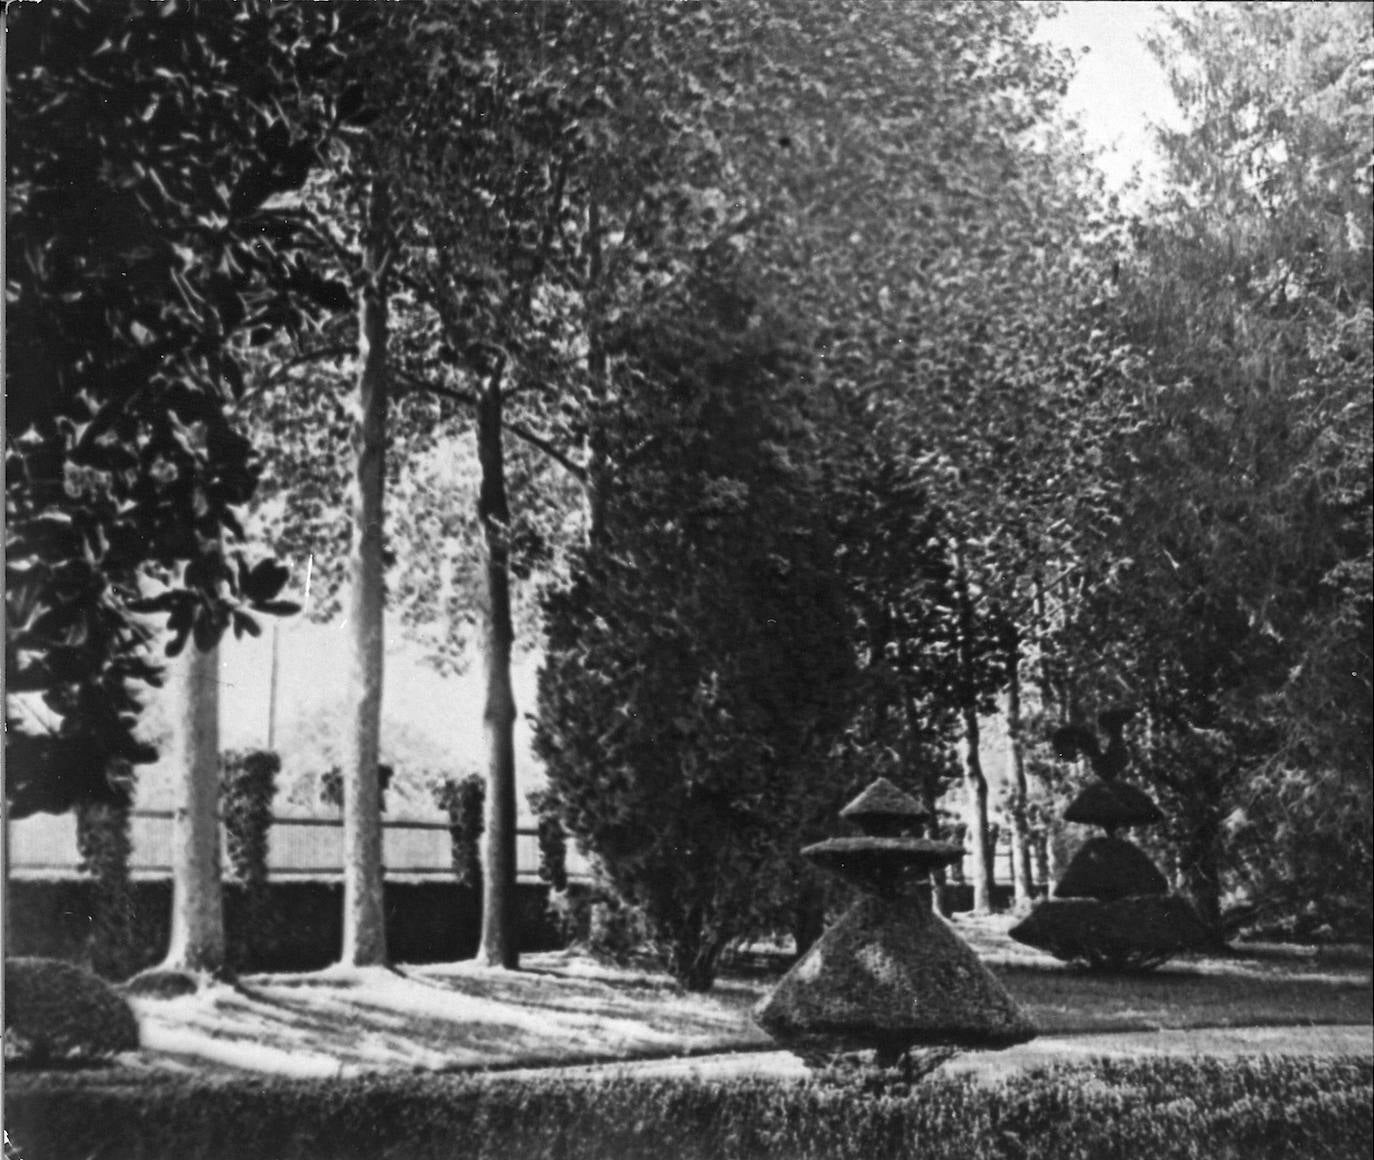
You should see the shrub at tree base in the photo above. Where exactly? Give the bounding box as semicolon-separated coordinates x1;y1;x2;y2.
1009;895;1212;971
5;1056;1369;1160
121;968;201;1000
3;958;138;1068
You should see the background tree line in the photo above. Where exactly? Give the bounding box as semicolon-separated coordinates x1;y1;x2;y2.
7;0;1369;991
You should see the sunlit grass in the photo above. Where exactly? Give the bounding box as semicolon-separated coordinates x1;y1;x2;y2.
124;920;1371;1078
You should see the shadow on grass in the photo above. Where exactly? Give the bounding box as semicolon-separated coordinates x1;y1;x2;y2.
999;964;1373;1034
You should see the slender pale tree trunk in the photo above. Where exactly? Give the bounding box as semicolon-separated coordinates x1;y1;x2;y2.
961;708;993;914
1032;831;1050;888
162;640;225;974
340;180;389;967
476;362;519;969
1004;641;1034;907
585;202;609;546
921;781;949;918
953;545;994;913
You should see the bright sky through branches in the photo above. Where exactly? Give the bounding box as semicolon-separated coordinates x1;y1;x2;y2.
1037;1;1190;195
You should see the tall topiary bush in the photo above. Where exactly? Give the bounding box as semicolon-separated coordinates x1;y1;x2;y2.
527;790;568;892
74;789;134;979
219;749;279;886
1010;710;1209;971
435;775;485;888
219;749;279;967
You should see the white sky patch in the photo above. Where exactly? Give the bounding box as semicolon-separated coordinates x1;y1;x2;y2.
1036;1;1192;196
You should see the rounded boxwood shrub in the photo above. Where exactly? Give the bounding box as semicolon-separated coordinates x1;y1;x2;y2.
1008;895;1211;971
3;957;139;1067
122;967;201;1000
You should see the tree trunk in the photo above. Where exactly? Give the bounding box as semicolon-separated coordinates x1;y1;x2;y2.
1180;793;1228;948
585;200;610;546
1032;831;1050;890
919;781;949;917
340;181;389;968
1004;646;1034;907
162;641;226;975
668;906;722;993
790;878;826;958
476;364;519;970
952;545;994;914
961;706;993;914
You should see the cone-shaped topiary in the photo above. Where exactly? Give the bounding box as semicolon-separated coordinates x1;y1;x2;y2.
756;895;1036;1056
4;957;139;1067
839;776;928;836
1054;836;1168;901
1012;707;1207;971
1062;780;1163;831
755;778;1035;1072
1008;896;1211;971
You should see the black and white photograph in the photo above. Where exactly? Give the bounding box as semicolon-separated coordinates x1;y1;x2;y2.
4;2;1371;1157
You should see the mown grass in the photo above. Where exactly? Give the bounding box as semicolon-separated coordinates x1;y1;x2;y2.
996;964;1372;1033
111;938;1372;1077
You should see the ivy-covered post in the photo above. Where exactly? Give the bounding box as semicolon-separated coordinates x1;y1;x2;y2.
220;749;280;968
436;775;485;890
528;790;568;893
75;783;135;979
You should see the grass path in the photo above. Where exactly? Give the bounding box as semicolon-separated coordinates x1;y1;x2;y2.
124;915;1372;1078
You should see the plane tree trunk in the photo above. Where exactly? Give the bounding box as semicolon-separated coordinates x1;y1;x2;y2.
339;180;390;968
475;360;519;970
162;641;226;975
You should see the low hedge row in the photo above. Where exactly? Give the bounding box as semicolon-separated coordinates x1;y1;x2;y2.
5;878;563;979
5;1056;1370;1160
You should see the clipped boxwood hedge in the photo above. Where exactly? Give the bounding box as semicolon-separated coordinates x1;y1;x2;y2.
5;1056;1370;1160
5;878;562;980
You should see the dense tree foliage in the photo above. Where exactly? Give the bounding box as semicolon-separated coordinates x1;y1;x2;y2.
700;0;1122;913
536;269;856;990
5;1;323;818
1062;1;1372;938
13;0;1367;964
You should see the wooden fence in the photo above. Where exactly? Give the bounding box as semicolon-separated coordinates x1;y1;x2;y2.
7;809;590;882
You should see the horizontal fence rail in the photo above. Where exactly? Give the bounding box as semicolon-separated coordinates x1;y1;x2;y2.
7;809;591;882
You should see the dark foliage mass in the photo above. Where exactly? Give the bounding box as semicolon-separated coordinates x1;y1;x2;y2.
5;1057;1370;1160
1010;896;1213;973
4;0;328;819
536;269;857;991
3;957;139;1068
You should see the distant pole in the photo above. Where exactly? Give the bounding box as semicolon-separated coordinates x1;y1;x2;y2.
267;623;280;750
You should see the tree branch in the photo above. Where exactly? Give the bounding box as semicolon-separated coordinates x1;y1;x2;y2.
390;366;478;408
234;343;355;410
505;420;587;483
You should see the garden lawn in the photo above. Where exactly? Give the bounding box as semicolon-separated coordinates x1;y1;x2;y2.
122;915;1371;1077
